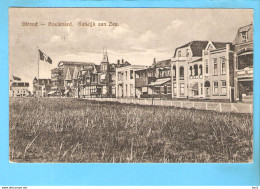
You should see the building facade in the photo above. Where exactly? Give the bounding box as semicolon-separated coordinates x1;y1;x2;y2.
49;67;65;96
171;41;209;99
202;42;234;102
233;23;253;103
116;65;147;98
58;61;96;97
9;81;30;97
33;78;52;97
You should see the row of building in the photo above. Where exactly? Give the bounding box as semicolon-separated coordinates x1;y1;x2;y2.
10;23;253;103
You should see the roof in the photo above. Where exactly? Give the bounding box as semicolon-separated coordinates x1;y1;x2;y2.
212;42;231;49
154;59;171;68
149;78;171;86
135;67;155;73
173;41;209;57
65;67;74;80
188;57;202;63
238;23;253;33
58;61;96;67
95;65;101;72
233;23;253;45
101;51;109;63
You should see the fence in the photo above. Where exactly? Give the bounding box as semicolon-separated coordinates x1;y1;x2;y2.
84;97;253;114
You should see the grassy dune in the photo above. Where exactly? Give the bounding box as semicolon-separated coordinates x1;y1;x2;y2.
9;98;253;163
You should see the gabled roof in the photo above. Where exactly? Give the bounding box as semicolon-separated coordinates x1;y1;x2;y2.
72;67;80;79
212;42;231;49
173;41;209;57
65;67;74;80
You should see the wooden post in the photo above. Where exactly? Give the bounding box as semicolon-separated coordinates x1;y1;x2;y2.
219;103;222;112
250;104;253;113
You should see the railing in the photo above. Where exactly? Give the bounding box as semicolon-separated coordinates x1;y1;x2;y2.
83;97;253;114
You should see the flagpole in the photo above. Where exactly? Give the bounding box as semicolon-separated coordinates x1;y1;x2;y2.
38;48;40;98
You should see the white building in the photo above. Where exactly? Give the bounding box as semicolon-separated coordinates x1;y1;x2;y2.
9;81;30;97
116;65;147;98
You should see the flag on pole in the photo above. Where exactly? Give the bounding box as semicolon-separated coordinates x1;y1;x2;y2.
13;75;21;81
38;49;52;64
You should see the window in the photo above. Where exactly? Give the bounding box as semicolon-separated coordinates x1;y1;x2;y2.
178;50;182;57
221;81;227;95
241;31;248;42
199;65;203;75
173;83;177;96
130;70;133;79
179;67;184;80
186;49;190;57
180;83;185;96
189;66;192;76
205;59;209;74
125;71;128;80
147;71;152;77
130;84;134;95
167;85;171;94
221;57;226;75
213;58;218;75
200;83;203;95
155;87;160;94
172;66;176;78
213;81;218;94
194;65;198;76
206;88;209;95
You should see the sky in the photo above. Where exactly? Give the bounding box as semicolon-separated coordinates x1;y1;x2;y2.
9;8;253;91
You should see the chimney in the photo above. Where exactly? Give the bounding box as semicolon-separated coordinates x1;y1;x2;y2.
122;59;124;64
117;59;120;66
153;58;156;65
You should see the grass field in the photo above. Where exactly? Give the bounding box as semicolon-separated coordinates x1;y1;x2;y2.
9;97;253;163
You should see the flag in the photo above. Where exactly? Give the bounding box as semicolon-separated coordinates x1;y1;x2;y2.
38;49;52;64
13;75;21;81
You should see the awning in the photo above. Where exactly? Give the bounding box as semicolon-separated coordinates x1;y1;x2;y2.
64;90;69;94
48;91;56;95
237;51;253;56
192;83;198;91
149;78;171;86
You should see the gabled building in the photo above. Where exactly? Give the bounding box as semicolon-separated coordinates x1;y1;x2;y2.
201;41;234;102
58;61;96;97
135;67;156;98
233;23;253;103
49;67;64;96
171;41;209;99
33;78;52;97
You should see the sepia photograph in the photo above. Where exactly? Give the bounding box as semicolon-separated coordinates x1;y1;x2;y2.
9;8;253;163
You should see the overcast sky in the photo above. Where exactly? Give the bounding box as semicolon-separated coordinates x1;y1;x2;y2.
9;8;253;91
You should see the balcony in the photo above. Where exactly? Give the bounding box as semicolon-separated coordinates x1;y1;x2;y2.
236;67;253;79
135;77;156;88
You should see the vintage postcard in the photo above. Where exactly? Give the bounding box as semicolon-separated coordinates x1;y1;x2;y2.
9;8;253;163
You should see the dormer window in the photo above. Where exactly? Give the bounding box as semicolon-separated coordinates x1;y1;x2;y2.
178;51;182;57
186;49;190;57
241;31;248;42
